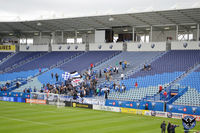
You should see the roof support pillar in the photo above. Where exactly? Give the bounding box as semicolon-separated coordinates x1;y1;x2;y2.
132;27;135;42
26;37;27;45
176;25;179;41
61;31;64;43
197;24;199;41
52;32;55;44
150;26;153;42
74;30;77;44
39;32;42;44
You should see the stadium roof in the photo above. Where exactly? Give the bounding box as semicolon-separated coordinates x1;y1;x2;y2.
0;8;200;32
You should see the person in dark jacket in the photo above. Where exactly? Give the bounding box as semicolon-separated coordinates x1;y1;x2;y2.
51;73;54;79
55;73;59;82
160;121;166;133
99;70;102;78
170;124;179;133
167;122;171;133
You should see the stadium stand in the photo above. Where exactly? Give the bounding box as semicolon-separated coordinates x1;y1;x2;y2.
94;51;163;85
107;50;200;101
172;66;200;106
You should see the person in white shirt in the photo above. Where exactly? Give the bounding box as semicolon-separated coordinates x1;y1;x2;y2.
121;73;124;80
122;84;126;93
116;66;119;74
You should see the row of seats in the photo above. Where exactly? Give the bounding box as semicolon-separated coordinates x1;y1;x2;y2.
108;86;158;101
131;50;200;78
0;52;11;61
173;87;200;106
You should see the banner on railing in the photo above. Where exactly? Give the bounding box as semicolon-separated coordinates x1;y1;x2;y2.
93;105;121;112
26;99;46;104
0;45;15;51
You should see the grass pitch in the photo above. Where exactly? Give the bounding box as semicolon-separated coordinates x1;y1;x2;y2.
0;101;199;133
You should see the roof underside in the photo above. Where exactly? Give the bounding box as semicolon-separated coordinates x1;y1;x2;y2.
0;8;200;32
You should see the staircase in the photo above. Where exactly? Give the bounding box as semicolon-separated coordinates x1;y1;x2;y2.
142;63;200;102
96;51;166;87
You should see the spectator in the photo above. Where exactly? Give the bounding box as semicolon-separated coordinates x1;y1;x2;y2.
16;81;21;88
170;124;179;133
90;63;94;70
135;81;138;88
160;121;166;133
167;122;171;133
122;62;125;70
105;90;108;99
115;85;119;92
55;73;59;82
51;73;54;79
34;87;37;92
121;73;124;80
122;84;126;93
99;70;102;78
163;91;167;99
39;68;41;73
159;85;163;93
124;61;127;68
113;67;116;73
116;66;119;74
147;64;152;71
143;64;147;71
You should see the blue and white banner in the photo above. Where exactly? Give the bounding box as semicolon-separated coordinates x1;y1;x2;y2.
62;72;71;80
70;71;81;78
62;71;81;81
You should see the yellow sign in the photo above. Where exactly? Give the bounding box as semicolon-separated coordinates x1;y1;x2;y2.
72;103;76;107
121;108;146;115
0;45;15;51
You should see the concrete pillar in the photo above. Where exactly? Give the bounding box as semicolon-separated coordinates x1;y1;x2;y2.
52;32;55;44
176;25;179;41
26;37;27;45
132;27;135;42
74;31;77;44
197;24;199;41
39;32;42;44
150;26;153;42
61;31;64;43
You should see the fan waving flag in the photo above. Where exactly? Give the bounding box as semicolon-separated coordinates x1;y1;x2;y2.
70;71;81;78
62;72;71;80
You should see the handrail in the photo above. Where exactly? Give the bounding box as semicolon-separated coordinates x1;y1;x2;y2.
81;51;122;74
0;52;16;66
125;51;168;79
2;52;48;73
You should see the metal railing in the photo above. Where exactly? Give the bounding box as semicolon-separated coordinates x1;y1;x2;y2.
1;52;48;74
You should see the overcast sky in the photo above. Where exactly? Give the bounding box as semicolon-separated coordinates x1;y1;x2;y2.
0;0;200;21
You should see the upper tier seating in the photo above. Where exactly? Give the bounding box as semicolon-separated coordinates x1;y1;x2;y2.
130;50;200;78
179;67;200;93
0;52;11;61
94;52;162;85
59;51;118;72
8;51;81;73
0;52;44;71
